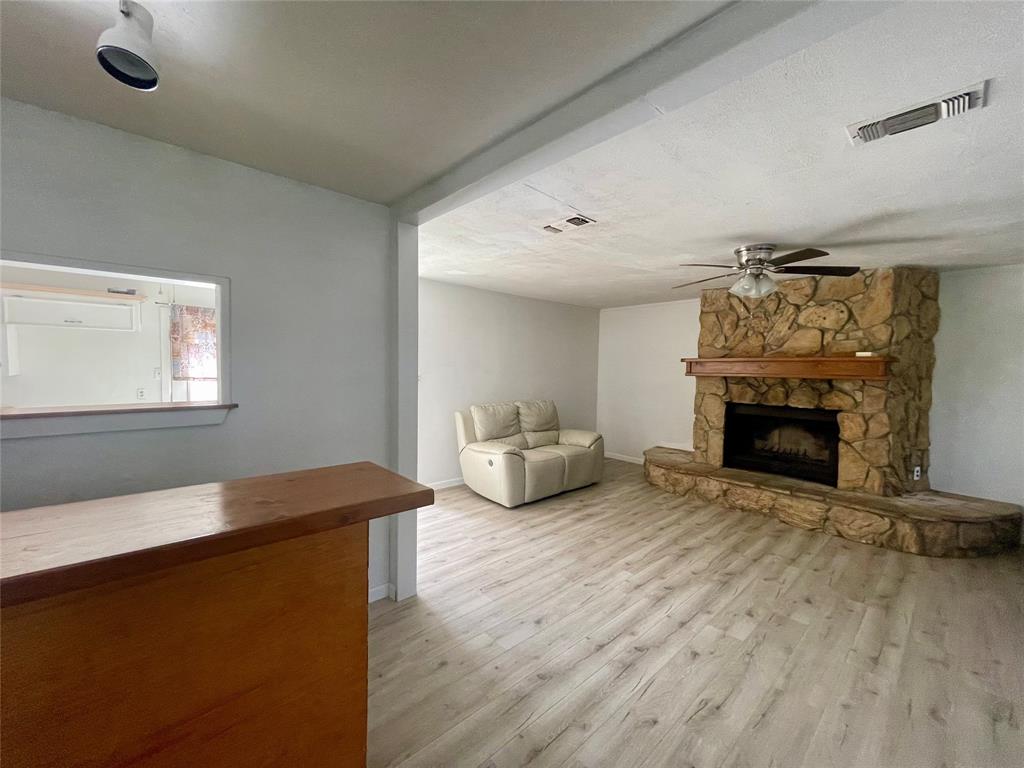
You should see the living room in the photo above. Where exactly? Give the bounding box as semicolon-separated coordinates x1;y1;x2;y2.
2;2;1021;767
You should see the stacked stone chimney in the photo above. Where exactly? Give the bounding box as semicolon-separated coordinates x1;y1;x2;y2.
690;268;939;496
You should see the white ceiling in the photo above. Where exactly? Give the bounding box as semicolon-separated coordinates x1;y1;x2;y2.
420;2;1024;308
0;0;727;204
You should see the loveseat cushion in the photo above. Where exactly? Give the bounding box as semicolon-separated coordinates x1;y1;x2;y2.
525;429;559;448
470;402;521;442
533;444;600;490
516;400;559;432
522;448;565;502
493;432;528;450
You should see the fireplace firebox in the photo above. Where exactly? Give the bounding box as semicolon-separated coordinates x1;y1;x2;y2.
723;403;840;486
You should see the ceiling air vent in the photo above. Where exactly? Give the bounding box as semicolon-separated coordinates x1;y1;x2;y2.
565;215;595;227
846;80;988;145
542;214;594;232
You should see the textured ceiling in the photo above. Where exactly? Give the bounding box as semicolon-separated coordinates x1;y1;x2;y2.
420;2;1024;308
0;0;726;204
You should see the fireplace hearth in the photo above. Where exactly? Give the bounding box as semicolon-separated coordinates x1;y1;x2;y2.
723;403;839;486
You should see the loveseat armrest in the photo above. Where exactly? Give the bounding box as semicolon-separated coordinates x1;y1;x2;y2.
460;441;526;508
558;429;603;449
463;441;524;457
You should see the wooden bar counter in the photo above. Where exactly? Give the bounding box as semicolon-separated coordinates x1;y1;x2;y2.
0;462;433;768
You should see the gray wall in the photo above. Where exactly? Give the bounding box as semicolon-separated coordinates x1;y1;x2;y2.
931;264;1024;504
597;299;700;462
1;99;395;590
417;279;600;485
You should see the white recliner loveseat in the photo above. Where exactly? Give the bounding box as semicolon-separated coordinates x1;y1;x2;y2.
455;400;603;508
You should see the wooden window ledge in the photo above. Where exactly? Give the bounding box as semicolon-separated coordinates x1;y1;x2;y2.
1;402;238;439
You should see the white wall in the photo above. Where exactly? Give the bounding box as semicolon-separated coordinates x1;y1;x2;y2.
931;264;1024;505
417;279;599;485
596;299;700;462
0;100;396;595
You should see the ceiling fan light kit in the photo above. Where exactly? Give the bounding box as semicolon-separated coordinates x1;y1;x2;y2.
728;271;777;298
673;243;861;296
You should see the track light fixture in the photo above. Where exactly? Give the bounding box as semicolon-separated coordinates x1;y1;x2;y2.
96;0;159;91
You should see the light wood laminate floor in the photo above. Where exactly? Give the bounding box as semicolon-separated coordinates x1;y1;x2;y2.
368;460;1023;768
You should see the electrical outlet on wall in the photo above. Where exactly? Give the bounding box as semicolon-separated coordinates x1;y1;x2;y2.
153;367;161;379
136;387;146;400
913;466;922;480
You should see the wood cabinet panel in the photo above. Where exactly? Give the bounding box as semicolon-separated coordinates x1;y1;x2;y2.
1;462;433;767
1;523;369;768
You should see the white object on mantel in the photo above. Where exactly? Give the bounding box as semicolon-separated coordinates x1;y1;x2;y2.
854;351;878;357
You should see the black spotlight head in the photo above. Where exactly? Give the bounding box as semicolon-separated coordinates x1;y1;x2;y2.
96;46;159;91
96;1;160;92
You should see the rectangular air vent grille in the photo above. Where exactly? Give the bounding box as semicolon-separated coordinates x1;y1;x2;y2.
542;215;595;232
565;215;594;227
847;81;987;145
857;121;885;143
883;103;940;135
941;92;973;117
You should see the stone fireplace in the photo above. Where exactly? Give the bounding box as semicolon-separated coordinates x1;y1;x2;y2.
691;267;939;496
723;403;839;486
643;265;1022;558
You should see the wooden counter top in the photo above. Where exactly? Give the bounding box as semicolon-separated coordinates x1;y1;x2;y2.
1;462;433;606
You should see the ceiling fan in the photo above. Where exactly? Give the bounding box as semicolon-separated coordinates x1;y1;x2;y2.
672;243;861;298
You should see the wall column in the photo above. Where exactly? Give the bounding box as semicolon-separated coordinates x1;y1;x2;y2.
388;218;419;600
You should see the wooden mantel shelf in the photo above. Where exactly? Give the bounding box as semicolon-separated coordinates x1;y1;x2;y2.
681;355;892;381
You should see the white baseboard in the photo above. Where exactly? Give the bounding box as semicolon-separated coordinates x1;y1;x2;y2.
368;583;391;603
428;477;464;490
607;443;692;466
606;452;644;465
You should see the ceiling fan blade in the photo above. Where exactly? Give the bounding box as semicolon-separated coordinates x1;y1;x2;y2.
677;263;739;269
768;248;829;267
773;265;861;276
672;273;736;290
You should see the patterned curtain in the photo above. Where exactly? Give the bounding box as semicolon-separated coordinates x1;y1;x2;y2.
170;304;217;380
